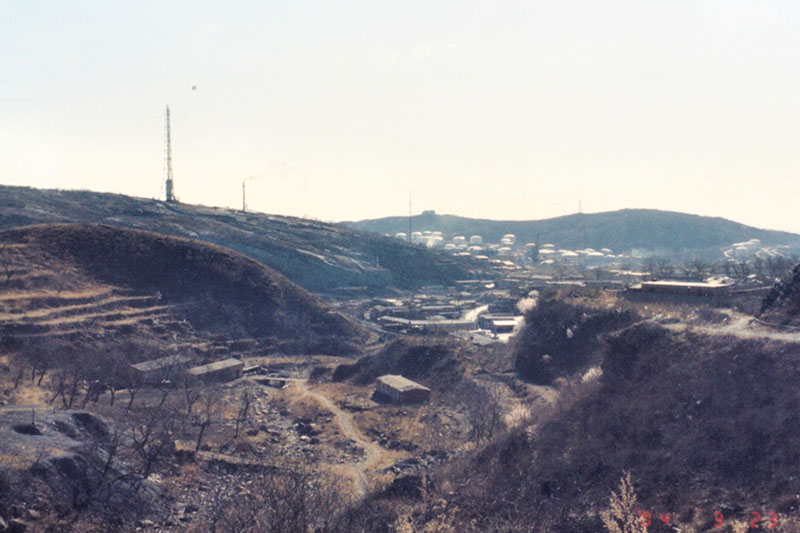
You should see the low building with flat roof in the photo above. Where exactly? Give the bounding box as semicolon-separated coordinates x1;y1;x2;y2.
187;358;245;382
375;374;431;404
130;355;192;383
627;280;732;303
477;314;521;333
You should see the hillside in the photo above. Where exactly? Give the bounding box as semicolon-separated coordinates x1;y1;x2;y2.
0;223;366;355
336;311;800;531
0;185;482;293
343;208;800;256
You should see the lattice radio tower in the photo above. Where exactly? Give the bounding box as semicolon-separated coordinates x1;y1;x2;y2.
164;106;177;203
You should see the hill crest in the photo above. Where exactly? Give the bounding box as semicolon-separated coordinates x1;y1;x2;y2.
0;185;482;292
342;208;800;256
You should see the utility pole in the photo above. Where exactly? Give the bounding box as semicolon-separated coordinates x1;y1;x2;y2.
242;177;259;213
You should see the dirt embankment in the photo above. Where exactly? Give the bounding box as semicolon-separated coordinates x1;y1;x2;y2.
513;291;638;384
437;323;800;531
332;337;466;391
760;262;800;326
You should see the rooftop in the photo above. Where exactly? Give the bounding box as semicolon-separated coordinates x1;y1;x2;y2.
640;280;733;288
188;358;244;376
131;354;192;373
377;374;430;392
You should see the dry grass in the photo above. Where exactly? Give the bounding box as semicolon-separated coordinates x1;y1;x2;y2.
0;294;153;320
600;472;646;533
0;288;111;302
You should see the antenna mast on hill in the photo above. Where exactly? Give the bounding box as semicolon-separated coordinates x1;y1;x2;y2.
164;106;177;203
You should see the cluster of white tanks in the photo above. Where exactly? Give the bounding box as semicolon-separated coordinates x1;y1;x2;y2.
537;243;617;264
389;228;627;266
442;234;487;253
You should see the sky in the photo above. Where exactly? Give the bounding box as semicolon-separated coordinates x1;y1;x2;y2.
2;1;800;231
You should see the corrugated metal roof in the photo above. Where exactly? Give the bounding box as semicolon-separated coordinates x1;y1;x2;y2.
131;355;192;373
377;374;430;392
188;358;244;376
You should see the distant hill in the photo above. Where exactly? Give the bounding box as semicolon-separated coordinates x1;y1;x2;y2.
0;186;482;292
342;209;800;256
0;223;367;354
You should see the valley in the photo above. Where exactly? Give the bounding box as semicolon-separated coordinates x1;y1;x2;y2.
1;188;800;531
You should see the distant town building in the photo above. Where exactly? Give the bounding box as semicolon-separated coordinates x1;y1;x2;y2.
626;280;732;302
375;375;431;404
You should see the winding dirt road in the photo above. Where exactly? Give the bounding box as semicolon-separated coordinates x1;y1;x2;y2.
295;381;385;497
663;309;800;344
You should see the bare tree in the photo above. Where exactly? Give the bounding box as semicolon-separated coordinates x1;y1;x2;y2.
464;382;505;447
205;466;347;533
125;375;145;411
233;389;251;439
731;260;752;283
29;339;56;386
49;365;83;409
191;386;221;452
685;259;710;281
129;408;175;478
0;243;19;287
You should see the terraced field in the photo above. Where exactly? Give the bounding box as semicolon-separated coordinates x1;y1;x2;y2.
0;242;201;356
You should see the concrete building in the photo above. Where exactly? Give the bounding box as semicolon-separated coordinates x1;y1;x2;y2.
478;314;521;334
375;375;431;404
130;354;192;383
636;280;731;297
626;280;732;303
378;315;476;333
187;358;245;382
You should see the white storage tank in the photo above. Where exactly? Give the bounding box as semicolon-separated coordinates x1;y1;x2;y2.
395;232;407;240
469;235;483;245
453;235;467;245
427;236;444;248
502;234;516;245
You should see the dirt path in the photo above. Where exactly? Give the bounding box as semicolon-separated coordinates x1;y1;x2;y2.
294;381;384;497
664;309;800;344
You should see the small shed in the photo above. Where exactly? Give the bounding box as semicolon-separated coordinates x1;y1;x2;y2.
130;355;192;383
187;358;245;382
375;374;431;404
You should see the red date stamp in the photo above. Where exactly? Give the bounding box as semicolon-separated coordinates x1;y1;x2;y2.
636;509;779;529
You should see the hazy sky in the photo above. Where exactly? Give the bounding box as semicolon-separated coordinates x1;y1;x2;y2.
2;1;800;231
